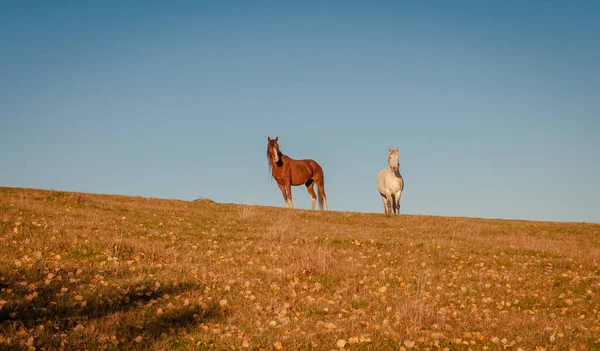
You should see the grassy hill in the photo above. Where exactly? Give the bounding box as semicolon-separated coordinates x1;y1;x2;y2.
1;186;599;350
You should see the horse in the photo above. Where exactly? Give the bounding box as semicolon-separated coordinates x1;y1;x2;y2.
377;147;404;214
267;136;328;210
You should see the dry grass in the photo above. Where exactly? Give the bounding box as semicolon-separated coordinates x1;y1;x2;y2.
1;186;599;351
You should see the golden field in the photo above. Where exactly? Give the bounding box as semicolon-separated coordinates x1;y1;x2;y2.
1;186;599;351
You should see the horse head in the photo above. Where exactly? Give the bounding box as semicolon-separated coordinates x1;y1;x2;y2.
267;136;281;163
388;147;399;173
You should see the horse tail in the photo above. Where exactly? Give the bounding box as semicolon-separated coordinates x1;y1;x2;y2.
310;160;327;210
317;174;326;210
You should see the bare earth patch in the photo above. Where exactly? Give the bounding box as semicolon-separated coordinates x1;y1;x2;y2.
1;186;599;350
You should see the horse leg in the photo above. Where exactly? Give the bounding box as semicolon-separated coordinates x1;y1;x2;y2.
285;181;294;209
395;191;402;214
277;183;289;208
306;181;317;210
384;190;393;214
381;194;389;214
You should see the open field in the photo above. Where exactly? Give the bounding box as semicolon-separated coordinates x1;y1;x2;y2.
1;186;599;350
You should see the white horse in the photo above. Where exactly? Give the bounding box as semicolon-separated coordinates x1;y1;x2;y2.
377;148;404;214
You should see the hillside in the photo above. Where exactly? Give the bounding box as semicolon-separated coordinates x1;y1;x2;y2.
1;186;599;350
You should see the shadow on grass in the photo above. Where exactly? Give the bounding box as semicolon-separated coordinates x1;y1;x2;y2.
0;269;224;350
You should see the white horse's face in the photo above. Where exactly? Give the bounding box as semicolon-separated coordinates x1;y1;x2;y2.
388;148;399;173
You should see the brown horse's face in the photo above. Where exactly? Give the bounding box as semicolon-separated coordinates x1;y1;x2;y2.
267;136;280;163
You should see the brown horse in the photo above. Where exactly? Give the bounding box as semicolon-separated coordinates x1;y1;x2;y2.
267;136;328;210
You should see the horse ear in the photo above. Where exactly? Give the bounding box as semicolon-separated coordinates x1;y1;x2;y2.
395;148;399;153
268;137;271;142
275;136;278;141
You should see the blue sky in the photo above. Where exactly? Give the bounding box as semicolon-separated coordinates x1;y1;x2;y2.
1;1;599;223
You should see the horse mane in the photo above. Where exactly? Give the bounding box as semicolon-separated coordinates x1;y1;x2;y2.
267;146;273;176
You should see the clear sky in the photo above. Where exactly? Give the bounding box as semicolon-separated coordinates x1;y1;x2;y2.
1;1;599;223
